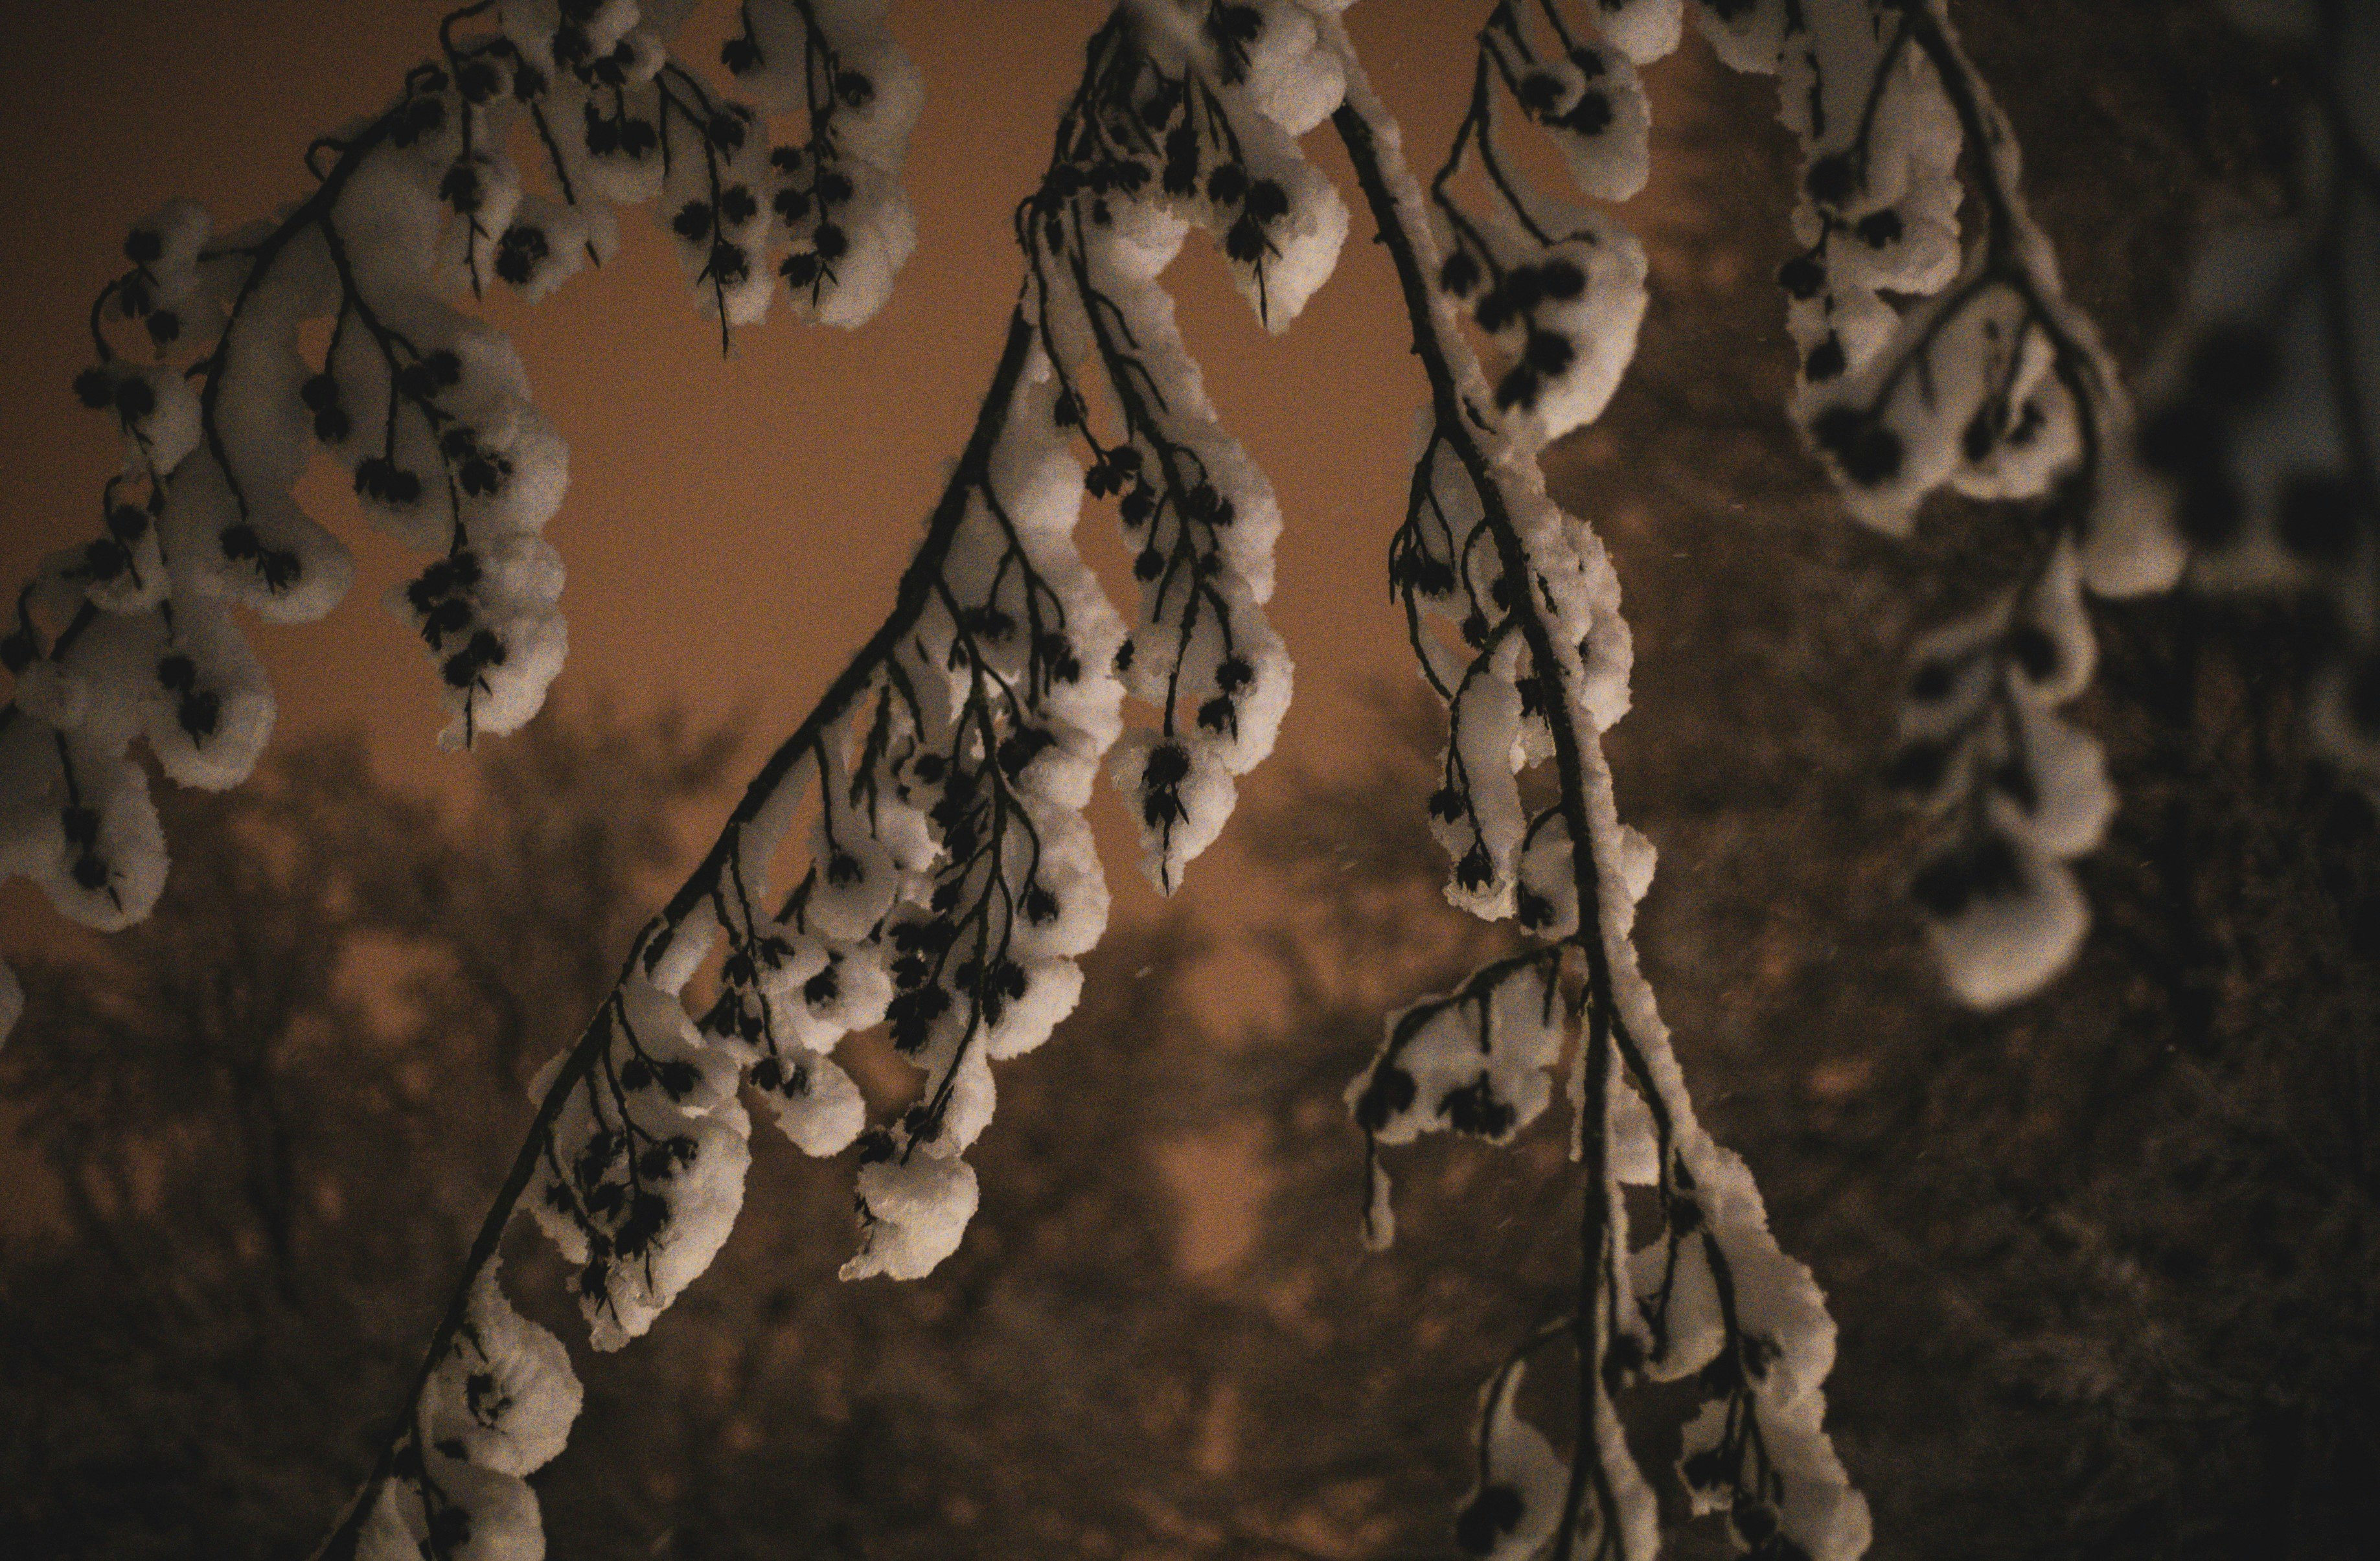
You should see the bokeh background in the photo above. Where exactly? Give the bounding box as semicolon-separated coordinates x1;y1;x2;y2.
5;3;2377;1559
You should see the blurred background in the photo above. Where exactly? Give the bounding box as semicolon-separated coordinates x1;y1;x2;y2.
3;3;2376;1558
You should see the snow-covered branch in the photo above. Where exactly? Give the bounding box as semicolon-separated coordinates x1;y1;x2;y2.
1332;5;1866;1556
1690;0;2184;1006
317;5;1350;1553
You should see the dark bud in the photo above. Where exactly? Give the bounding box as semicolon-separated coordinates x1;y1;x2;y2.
816;170;854;206
1;631;38;675
1456;842;1493;891
718;185;759;227
144;310;181;347
299;372;341;412
495;223;549;286
709;242;750;285
71;852;110;891
812;222;848;261
1777;253;1825;299
113;376;156;422
1352;1065;1415;1132
1224;214;1266;263
1143;743;1191;790
781;251;821;287
1731;1499;1780;1548
1811;405;1901;484
61;804;101;849
1570;45;1607;78
1907;657;1956;703
1537;258;1585;299
672;199;714;240
1494;362;1541;411
721;35;761;74
156;652;198;692
707;112;746;153
107;504;150;541
426;1507;474;1553
826;850;865;887
177;689;221;740
1022;885;1060;925
1962;403;2000;464
997;726;1053;777
1516;72;1564;115
457;60;501;103
1524;329;1574;376
1854;207;1903;247
1680;1448;1728;1494
1196;696;1235;733
2006;623;2061;683
1804;152;1858;207
1461;610;1490;648
1455;1485;1526;1556
1603;1332;1646;1395
217;523;261;561
1245;179;1289;223
836;69;875;108
81;538;126;582
1516;887;1553;929
439;161;483;214
1215;655;1253;694
1439;249;1481;297
803;966;840;1008
1441;1077;1513;1135
1803;334;1847;383
1912;852;1973;919
73;368;115;410
1133;545;1165;581
1969;832;2021;896
1993;757;2039;812
1885;740;1947;793
1559;90;1612;136
424;598;473;647
1206;163;1249;206
123;227;164;265
1427;786;1463;823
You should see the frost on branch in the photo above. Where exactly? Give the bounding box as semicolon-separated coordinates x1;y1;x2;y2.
1329;5;1867;1556
1;1;926;1024
1702;0;2182;1005
2133;0;2380;790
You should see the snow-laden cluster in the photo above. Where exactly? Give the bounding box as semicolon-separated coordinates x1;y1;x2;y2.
2133;0;2380;788
1328;6;1868;1557
0;0;924;1044
1429;1;1656;453
350;1261;583;1561
1886;541;2112;1006
1699;0;2182;1005
1014;0;1351;891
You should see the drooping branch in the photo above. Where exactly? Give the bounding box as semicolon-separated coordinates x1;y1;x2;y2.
1331;3;1868;1556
